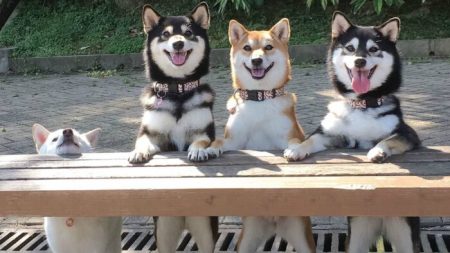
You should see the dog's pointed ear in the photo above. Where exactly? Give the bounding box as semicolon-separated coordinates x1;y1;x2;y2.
190;2;210;30
32;123;50;152
270;18;290;43
83;128;102;148
331;11;353;39
377;17;400;42
142;5;161;33
229;20;248;45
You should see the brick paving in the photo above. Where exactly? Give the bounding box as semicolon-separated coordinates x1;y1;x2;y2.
0;59;449;229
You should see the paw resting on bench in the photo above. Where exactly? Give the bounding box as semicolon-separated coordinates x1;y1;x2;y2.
128;136;160;164
284;143;309;161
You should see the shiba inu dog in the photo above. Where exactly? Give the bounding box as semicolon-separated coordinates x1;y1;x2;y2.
284;12;421;253
32;123;122;253
128;3;218;253
207;19;315;253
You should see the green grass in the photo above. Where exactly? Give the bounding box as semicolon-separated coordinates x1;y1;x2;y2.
0;0;449;57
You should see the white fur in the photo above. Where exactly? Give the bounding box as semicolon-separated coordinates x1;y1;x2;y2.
322;100;399;142
239;217;313;253
150;34;206;78
156;217;215;253
217;97;292;152
347;217;414;253
332;40;395;94
232;47;287;90
32;124;122;253
208;23;312;252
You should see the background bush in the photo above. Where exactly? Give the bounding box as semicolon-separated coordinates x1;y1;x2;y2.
0;0;449;57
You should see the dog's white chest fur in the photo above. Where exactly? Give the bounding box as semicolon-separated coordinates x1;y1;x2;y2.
321;100;399;144
142;98;213;151
226;97;291;150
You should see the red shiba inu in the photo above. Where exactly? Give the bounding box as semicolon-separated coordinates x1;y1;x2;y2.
207;19;315;253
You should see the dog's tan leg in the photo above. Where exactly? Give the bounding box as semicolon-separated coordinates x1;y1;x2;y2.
367;133;417;163
188;135;211;162
156;217;185;253
277;217;316;253
284;133;331;161
128;130;161;163
346;217;382;253
238;217;275;253
186;217;217;253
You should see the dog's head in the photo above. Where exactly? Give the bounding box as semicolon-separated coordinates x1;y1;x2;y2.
328;12;401;98
32;123;101;155
229;19;291;90
143;2;210;82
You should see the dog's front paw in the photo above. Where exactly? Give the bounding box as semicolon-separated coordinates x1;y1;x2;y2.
206;146;222;159
367;146;388;163
128;149;153;164
188;147;209;162
283;144;309;161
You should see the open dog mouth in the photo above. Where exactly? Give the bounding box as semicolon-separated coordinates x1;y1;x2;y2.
244;62;275;80
164;49;193;66
345;65;377;94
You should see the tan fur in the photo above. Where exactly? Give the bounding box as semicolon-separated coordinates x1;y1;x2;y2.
209;139;224;149
209;19;315;253
302;217;316;252
190;139;211;150
283;94;306;144
229;22;291;90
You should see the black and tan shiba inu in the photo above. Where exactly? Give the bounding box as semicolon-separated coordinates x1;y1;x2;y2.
285;12;421;253
128;3;218;253
207;19;315;253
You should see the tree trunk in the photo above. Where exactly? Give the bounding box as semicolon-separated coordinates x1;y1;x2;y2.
0;0;21;31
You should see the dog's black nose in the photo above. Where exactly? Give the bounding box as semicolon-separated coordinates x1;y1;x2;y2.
251;58;263;67
172;41;184;50
63;129;73;138
354;58;367;68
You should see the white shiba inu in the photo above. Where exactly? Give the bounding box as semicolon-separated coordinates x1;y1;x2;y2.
32;123;122;253
207;19;315;253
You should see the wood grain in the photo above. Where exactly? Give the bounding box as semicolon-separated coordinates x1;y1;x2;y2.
0;146;448;217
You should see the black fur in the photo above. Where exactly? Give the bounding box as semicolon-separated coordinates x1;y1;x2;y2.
326;12;420;149
328;26;401;99
326;12;421;253
144;16;210;84
132;3;219;253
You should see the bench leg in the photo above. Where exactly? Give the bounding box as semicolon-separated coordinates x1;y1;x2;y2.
276;217;316;253
346;217;382;253
384;217;420;253
238;217;275;253
156;216;185;253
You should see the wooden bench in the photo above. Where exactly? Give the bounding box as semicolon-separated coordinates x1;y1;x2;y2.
0;146;449;217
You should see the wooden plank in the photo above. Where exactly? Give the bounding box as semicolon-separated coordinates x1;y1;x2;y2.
1;146;448;165
1;176;450;217
0;162;449;180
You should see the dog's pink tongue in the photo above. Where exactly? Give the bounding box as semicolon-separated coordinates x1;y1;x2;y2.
351;69;370;94
171;52;187;66
251;68;265;78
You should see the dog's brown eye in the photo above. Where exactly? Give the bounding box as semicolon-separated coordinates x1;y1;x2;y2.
52;137;58;142
369;46;379;53
345;45;355;52
162;31;170;38
184;30;193;37
243;45;251;51
264;45;273;51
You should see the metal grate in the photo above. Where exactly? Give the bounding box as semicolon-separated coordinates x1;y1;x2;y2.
1;228;450;252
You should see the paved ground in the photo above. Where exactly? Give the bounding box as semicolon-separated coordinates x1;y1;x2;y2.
1;59;450;230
